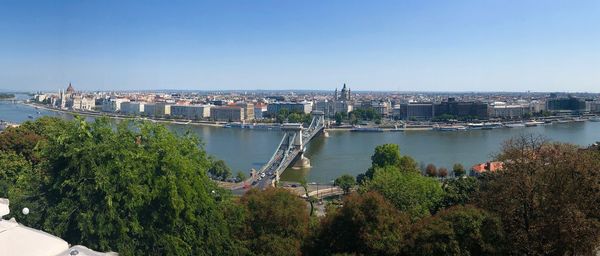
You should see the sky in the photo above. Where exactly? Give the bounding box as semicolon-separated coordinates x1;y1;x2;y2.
1;0;599;92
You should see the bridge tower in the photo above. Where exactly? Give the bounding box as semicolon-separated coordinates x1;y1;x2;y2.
281;123;303;149
280;123;311;168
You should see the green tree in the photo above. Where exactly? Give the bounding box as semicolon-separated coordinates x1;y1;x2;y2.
6;117;244;255
361;166;444;220
235;171;247;182
288;113;302;123
477;136;600;255
300;178;315;216
309;192;411;255
365;144;418;179
407;205;506;256
452;163;466;177
0;151;31;197
208;159;232;181
334;174;355;194
239;188;309;256
441;176;480;208
334;112;343;126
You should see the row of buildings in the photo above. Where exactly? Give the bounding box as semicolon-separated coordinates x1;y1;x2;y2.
34;84;316;122
390;97;600;120
34;83;600;123
104;99;254;122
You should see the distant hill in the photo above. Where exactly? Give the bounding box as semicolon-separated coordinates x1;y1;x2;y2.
0;93;15;99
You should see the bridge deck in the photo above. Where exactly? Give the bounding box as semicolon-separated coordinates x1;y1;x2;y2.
252;114;324;188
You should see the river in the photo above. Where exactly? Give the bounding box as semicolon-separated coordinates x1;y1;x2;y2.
2;95;599;183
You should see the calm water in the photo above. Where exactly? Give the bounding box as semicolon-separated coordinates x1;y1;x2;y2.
2;97;600;183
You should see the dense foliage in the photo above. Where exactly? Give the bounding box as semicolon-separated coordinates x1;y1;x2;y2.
406;205;506;255
333;174;355;194
1;119;599;255
308;192;411;255
208;159;232;181
361;166;444;220
239;188;309;256
272;109;311;124
2;117;242;255
477;136;600;255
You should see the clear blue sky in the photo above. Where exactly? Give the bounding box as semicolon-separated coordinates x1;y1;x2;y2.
1;0;599;92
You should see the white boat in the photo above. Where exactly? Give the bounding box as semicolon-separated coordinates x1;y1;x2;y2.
483;122;503;129
590;116;600;122
504;123;525;128
555;119;571;124
525;120;544;127
434;125;466;131
467;123;484;130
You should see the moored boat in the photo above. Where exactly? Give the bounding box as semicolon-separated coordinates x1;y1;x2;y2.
434;125;466;131
466;123;484;130
482;122;503;129
351;126;384;132
504;123;525;128
525;120;544;127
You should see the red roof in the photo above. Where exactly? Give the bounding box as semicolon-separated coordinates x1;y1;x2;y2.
471;161;503;174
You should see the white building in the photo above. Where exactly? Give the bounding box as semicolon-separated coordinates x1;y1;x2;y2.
120;101;145;115
266;102;312;116
71;96;96;111
171;105;211;120
102;98;130;112
488;102;532;118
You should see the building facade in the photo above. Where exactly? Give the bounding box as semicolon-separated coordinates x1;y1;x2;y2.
102;98;130;112
120;102;145;115
434;98;489;119
171;105;211;120
546;97;586;113
396;103;435;120
266;102;312;116
210;106;245;122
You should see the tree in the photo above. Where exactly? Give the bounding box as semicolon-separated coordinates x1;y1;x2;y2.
364;144;418;179
239;188;309;256
300;178;315;216
0;151;31;197
407;205;506;256
334;112;343;126
361;166;444;220
5;117;244;255
425;163;437;177
477;136;600;255
235;171;247;182
208;159;232;181
452;163;466;177
438;167;448;178
309;192;411;255
334;174;356;194
441;176;480;208
0;125;44;162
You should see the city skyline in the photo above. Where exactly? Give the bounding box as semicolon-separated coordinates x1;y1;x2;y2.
2;0;600;92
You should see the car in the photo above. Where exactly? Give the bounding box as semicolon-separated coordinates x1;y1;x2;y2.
251;181;258;186
291;184;297;188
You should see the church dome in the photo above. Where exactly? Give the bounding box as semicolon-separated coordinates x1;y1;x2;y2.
66;83;75;93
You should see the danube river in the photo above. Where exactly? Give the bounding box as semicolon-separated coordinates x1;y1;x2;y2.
2;97;600;183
